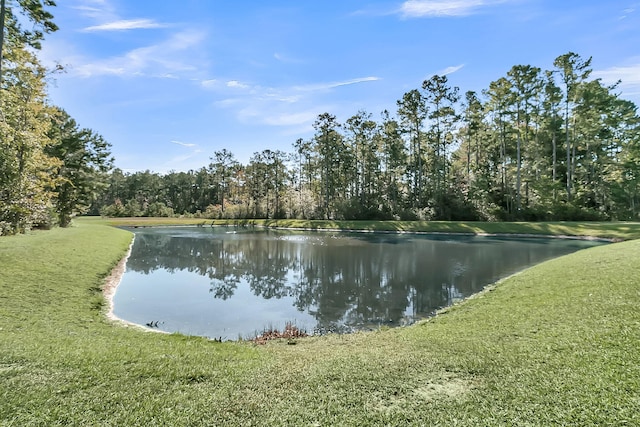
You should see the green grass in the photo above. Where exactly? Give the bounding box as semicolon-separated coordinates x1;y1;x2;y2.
1;219;639;425
102;216;640;241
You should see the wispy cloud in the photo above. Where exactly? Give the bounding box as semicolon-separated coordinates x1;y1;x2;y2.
72;29;207;78
293;77;381;92
399;0;507;18
593;63;640;97
204;76;381;129
438;64;465;75
201;79;218;88
618;5;636;19
171;140;197;148
83;19;168;32
203;76;380;97
273;52;306;64
161;149;204;173
226;80;250;89
73;0;116;20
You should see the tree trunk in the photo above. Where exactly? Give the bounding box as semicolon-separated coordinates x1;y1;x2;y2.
565;102;572;201
0;0;5;86
516;132;521;211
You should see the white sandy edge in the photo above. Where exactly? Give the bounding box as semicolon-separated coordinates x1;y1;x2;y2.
101;236;169;333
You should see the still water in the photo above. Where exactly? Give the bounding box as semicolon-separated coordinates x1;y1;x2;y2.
113;226;605;340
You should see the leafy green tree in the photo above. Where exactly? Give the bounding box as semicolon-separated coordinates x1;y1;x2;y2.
0;33;57;234
484;76;516;215
612;102;640;219
263;149;288;218
164;171;197;215
553;52;592;201
379;110;406;216
313;113;345;219
461;91;484;178
192;166;214;213
290;138;317;218
209;149;238;214
506;64;542;211
246;152;269;218
0;0;57;84
571;79;636;216
397;89;427;208
345;110;381;216
539;70;564;203
422;75;460;216
87;52;640;223
456;90;496;217
46;109;113;226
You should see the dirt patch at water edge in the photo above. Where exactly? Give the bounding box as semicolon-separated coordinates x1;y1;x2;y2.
102;238;135;323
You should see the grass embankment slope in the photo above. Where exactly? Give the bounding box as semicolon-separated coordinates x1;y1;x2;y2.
1;220;639;425
104;216;640;241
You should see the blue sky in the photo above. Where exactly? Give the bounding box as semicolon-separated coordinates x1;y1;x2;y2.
40;0;640;173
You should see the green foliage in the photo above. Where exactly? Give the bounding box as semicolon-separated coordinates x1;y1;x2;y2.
0;37;59;234
46;108;114;227
92;52;640;223
0;0;58;84
1;0;113;234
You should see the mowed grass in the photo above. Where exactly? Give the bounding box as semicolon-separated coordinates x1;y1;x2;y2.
1;220;639;425
103;216;640;241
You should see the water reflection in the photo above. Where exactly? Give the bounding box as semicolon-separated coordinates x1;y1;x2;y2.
113;226;605;339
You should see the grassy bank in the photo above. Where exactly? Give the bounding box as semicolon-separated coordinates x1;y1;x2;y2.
101;216;640;241
1;221;639;425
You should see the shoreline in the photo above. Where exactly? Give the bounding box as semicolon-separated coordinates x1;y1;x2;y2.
101;236;146;329
117;221;620;242
252;225;619;242
102;236;132;323
101;235;171;334
100;227;616;336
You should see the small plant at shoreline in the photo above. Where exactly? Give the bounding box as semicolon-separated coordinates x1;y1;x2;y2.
251;322;309;345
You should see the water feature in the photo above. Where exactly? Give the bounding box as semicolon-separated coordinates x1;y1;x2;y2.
112;226;606;340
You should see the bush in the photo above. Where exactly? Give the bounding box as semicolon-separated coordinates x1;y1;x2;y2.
145;202;174;217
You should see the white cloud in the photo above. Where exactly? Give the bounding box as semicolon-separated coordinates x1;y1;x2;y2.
201;79;218;89
161;149;204;172
82;19;168;32
205;77;380;98
73;5;108;19
273;52;306;64
593;63;640;97
204;76;380;129
438;64;465;75
619;6;636;19
72;29;207;78
399;0;506;18
171;140;197;148
292;77;381;92
72;0;118;23
226;80;250;89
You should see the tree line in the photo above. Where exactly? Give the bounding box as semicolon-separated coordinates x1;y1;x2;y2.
2;1;638;232
1;0;113;235
96;52;640;221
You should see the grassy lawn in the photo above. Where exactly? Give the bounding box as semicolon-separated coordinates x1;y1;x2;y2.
1;219;639;425
103;216;640;241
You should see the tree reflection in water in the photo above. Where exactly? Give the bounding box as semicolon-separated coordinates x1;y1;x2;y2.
121;227;603;336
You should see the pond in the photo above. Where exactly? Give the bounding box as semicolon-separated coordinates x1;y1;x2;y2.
112;226;606;340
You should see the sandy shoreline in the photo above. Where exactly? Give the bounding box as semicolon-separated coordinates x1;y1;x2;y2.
101;237;147;329
101;236;171;334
